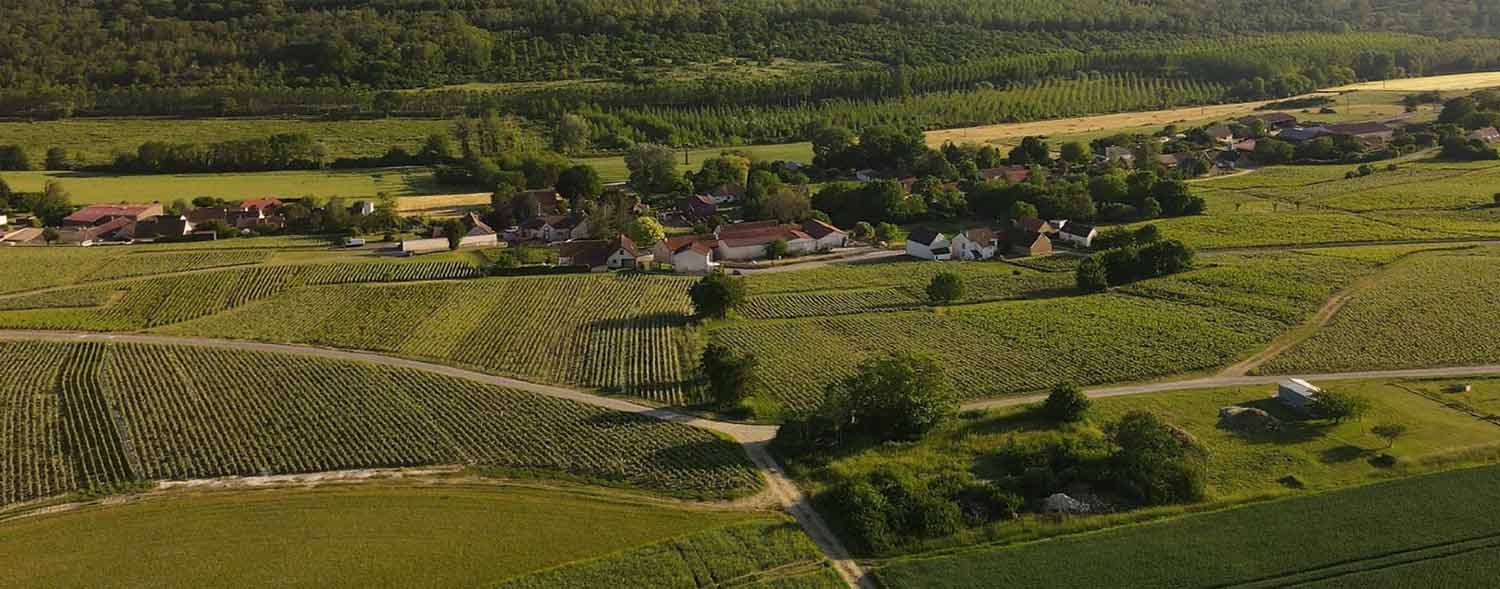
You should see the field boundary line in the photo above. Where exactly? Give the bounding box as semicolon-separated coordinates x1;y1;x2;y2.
1218;531;1500;589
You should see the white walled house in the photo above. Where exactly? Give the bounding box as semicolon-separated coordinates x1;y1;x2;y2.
557;234;644;272
1277;379;1322;413
950;228;998;260
1058;223;1098;248
905;230;950;260
713;220;816;261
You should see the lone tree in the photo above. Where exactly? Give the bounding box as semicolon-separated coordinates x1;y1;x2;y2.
442;218;466;250
1312;390;1370;424
701;343;757;410
1075;256;1108;292
766;238;789;259
689;271;746;319
1041;382;1091;423
926;271;965;304
41;227;60;245
824;352;957;443
1371;423;1409;449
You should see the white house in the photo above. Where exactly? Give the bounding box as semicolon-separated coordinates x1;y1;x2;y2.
1277;378;1322;413
653;235;719;273
1057;223;1098;248
520;215;591;242
949;228;998;260
799;219;848;251
905;230;950;260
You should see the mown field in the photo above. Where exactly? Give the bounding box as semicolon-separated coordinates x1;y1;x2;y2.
0;117;450;167
495;518;844;588
722;251;1382;411
0;339;760;507
0;485;780;588
1262;249;1500;374
876;462;1500;588
4;167;451;203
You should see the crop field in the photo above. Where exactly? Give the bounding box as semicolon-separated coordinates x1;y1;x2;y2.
4;167;449;204
496;519;844;589
1201;159;1500;212
163;273;701;403
0;485;773;588
1368;207;1500;236
713;294;1283;411
1261;251;1500;374
0;260;483;330
876;463;1500;588
1327;70;1500;91
1293;242;1478;264
1;236;339;294
1138;211;1457;249
0;117;451;167
740;259;1074;320
0;339;760;507
1120;251;1380;324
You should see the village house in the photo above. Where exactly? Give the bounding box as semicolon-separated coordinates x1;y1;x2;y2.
703;183;746;204
1469;127;1500;143
977;165;1030;183
1237;112;1299;130
1007;229;1052;257
799;219;848;250
1101;146;1136;166
1275;126;1328;142
1013;216;1055;235
557;234;645;272
399;212;499;253
1322;121;1394;143
949;228;998;260
1057;222;1097;248
1277;378;1323;414
653;235;720;274
1204;125;1235;143
519;214;591;242
713;220;816;261
677;195;718;221
905;230;951;260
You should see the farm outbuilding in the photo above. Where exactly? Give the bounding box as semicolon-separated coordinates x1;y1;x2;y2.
905;230;950;260
1277;378;1322;413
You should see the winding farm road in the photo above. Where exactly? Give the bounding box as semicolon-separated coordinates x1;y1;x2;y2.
4;329;1497;589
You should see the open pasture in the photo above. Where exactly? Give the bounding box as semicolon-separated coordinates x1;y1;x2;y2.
1261;250;1500;374
0;339;759;507
3;167;449;204
876;462;1500;588
0;485;772;588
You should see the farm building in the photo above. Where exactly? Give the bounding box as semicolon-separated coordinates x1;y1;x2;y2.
1204;125;1235;143
950;228;998;260
1058;223;1097;248
557;234;645;272
1238;112;1299;129
799;219;848;250
133;215;194;239
1007;230;1052;257
1013;216;1055;235
1276;127;1328;142
677;195;718;220
519;214;591;242
62;203;163;228
400;213;499;253
978;165;1030;183
1277;378;1323;413
713;220;816;261
0;227;42;244
1101;146;1135;166
1469;127;1500;142
906;230;951;260
703;183;746;204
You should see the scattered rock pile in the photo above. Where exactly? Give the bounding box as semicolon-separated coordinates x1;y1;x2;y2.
1219;406;1282;433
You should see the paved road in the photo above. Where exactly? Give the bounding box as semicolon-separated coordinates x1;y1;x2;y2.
0;329;873;588
960;365;1500;412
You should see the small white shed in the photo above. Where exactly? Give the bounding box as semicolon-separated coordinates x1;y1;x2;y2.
1277;378;1322;413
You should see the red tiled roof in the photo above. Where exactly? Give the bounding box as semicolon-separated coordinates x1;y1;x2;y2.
239;197;283;211
800;219;844;239
64;203;159;225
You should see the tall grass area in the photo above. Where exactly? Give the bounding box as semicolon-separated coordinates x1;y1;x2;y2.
876;462;1500;588
0;485;769;588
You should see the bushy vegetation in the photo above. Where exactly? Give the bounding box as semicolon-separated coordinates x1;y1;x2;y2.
0;340;761;506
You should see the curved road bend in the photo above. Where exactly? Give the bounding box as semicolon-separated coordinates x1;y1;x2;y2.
0;329;876;589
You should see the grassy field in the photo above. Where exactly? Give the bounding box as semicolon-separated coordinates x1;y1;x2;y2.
810;375;1500;558
0;485;773;588
876;462;1500;588
0;339;759;507
1262;248;1500;374
495;518;844;588
3;167;451;203
740;258;1074;319
0;117;450;167
1137;211;1458;249
1196;158;1500;212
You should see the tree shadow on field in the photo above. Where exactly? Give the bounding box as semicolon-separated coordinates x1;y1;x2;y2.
649;439;760;473
1221;397;1336;445
1319;444;1371;464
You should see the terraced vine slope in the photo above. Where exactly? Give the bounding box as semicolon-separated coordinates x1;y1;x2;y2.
0;340;760;507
